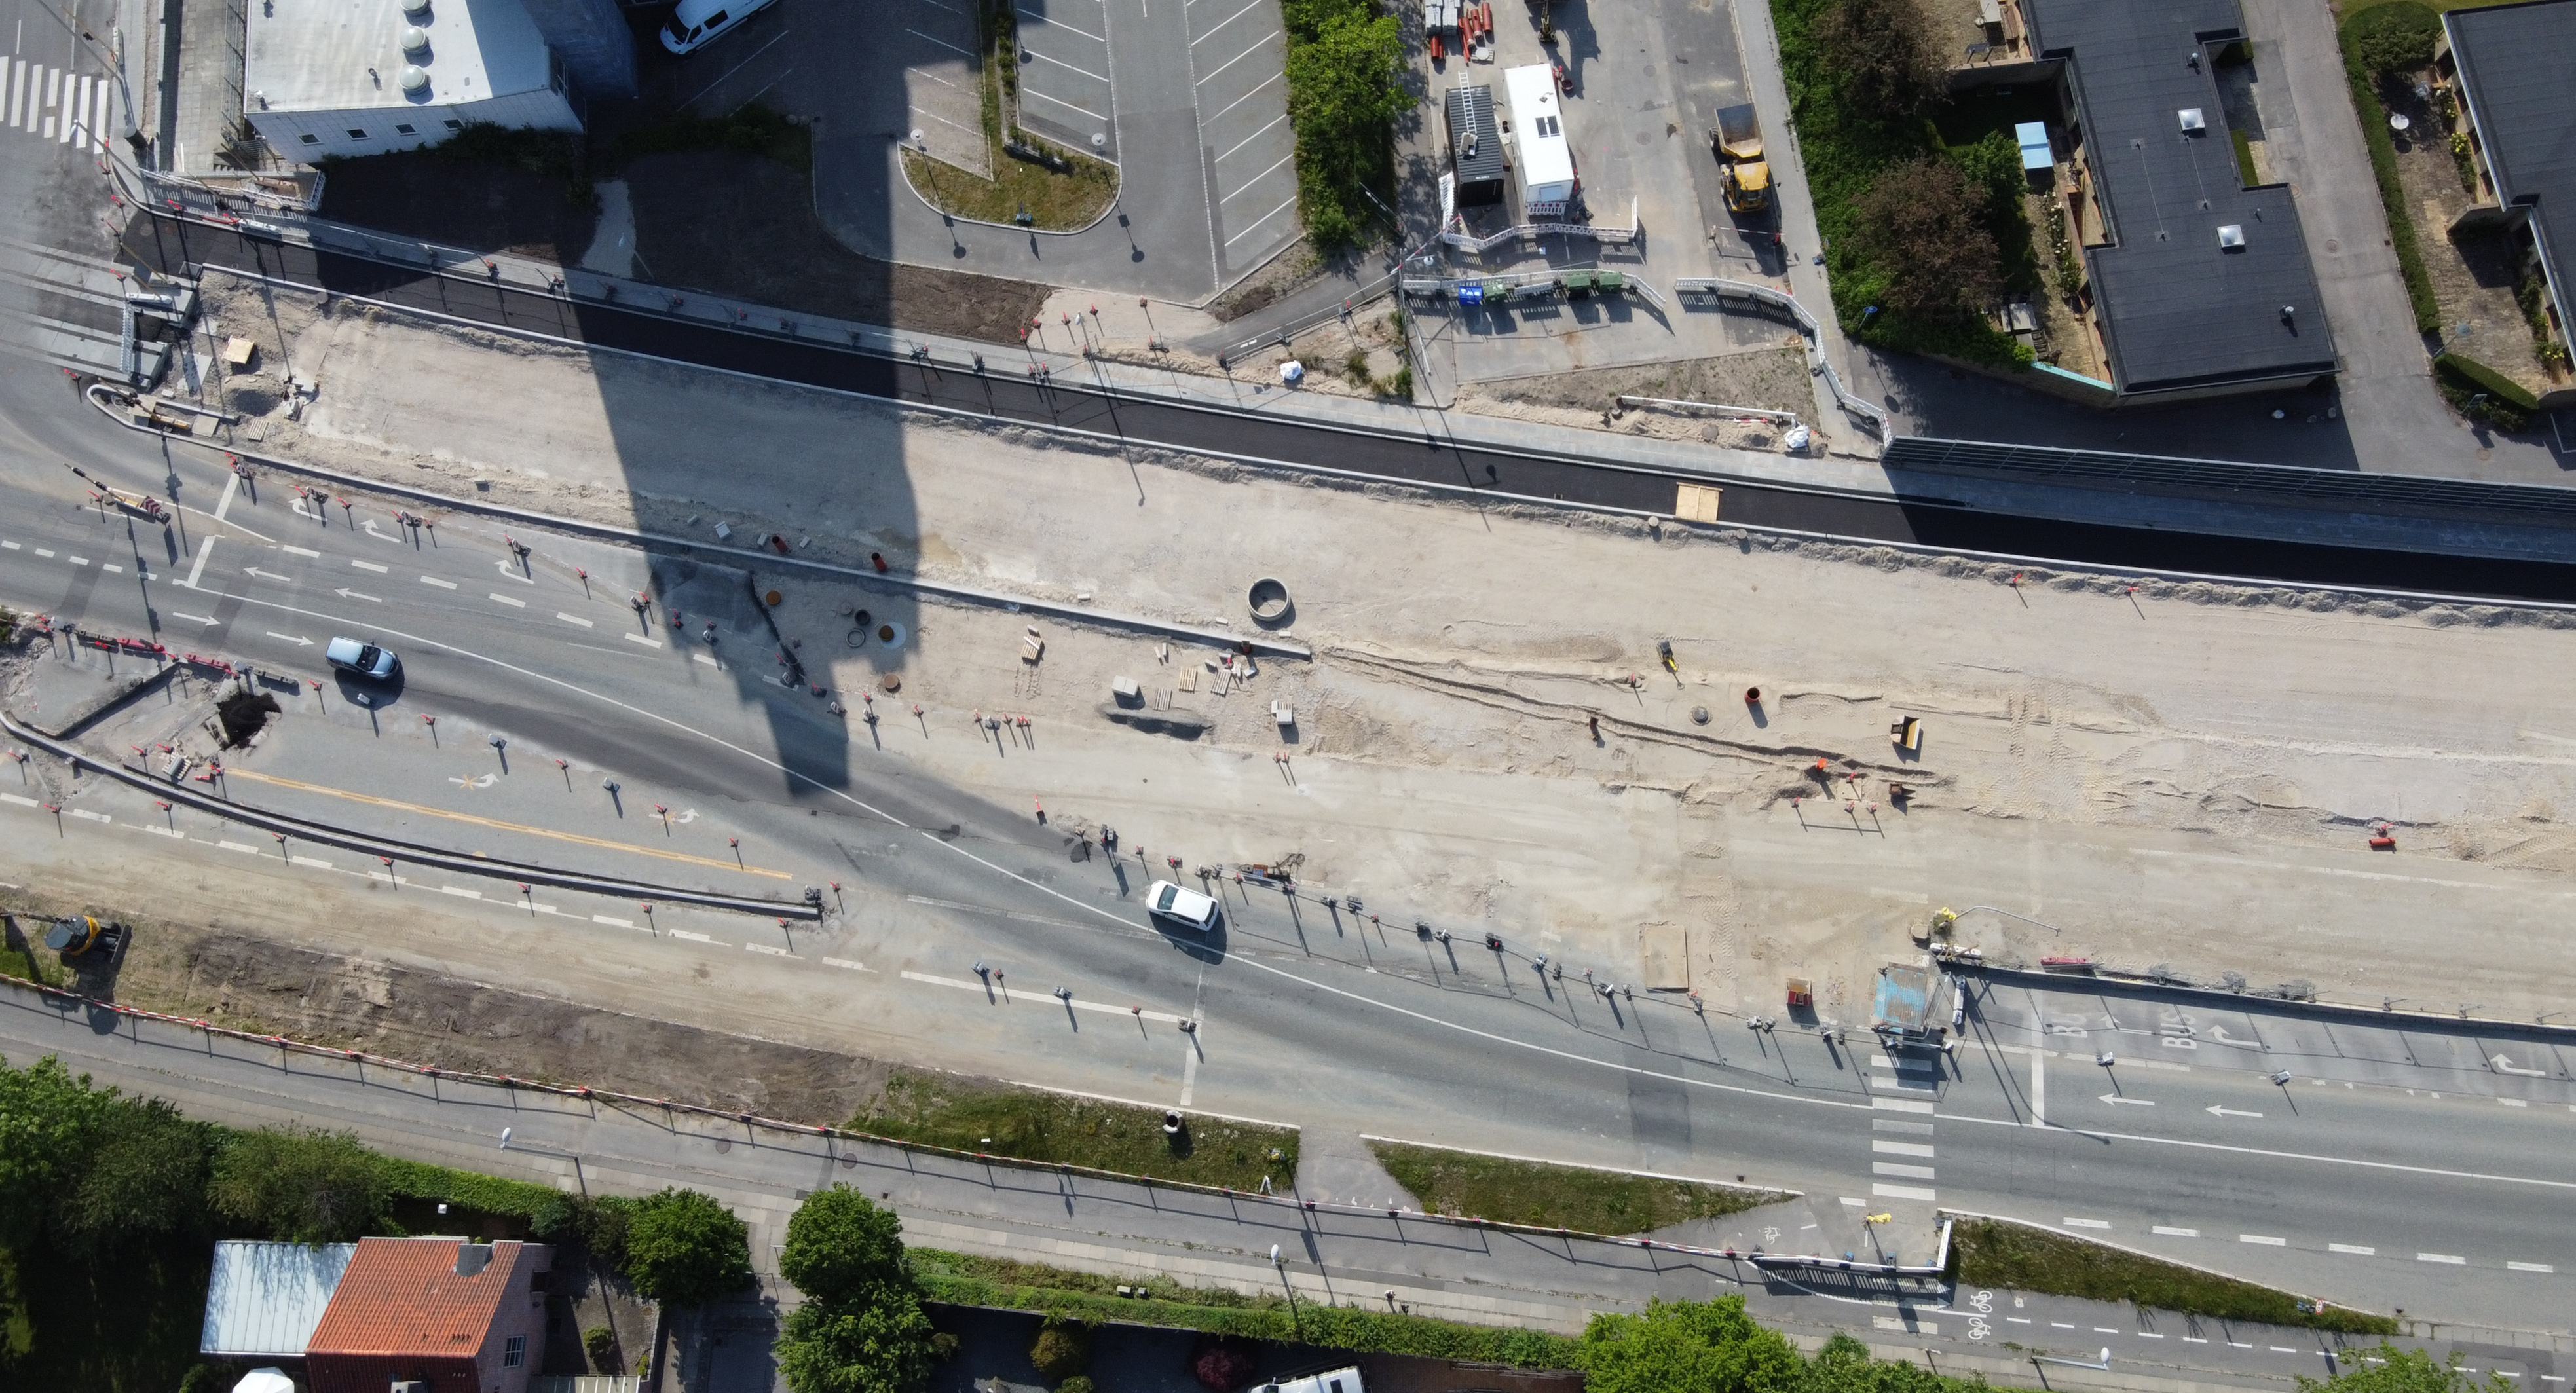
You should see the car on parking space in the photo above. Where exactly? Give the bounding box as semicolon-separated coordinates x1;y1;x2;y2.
324;636;399;680
1144;879;1219;931
660;0;778;54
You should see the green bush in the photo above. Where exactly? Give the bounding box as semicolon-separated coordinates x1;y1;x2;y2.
2233;128;2261;187
2349;2;2441;76
775;1186;940;1393
1030;1319;1092;1379
1575;1296;1801;1393
2338;14;2442;333
584;1325;617;1371
623;1188;753;1306
2433;352;2537;430
208;1126;388;1245
1281;0;1402;250
1057;1377;1094;1393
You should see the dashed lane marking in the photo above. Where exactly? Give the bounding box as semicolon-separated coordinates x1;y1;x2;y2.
489;593;529;608
350;559;388;572
2152;1226;2200;1237
822;957;872;972
2063;1217;2111;1229
101;564;121;574
215;840;259;854
221;768;793;878
2417;1252;2467;1264
746;942;794;957
2241;1234;2288;1246
556;612;594;627
2329;1243;2375;1255
289;855;333;869
422;576;458;589
66;809;108;822
2507;1261;2555;1272
282;544;320;557
439;885;483;899
667;929;717;944
593;914;638;929
624;633;663;648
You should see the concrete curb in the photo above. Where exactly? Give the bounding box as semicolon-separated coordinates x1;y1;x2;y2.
83;382;1315;661
894;144;1122;238
1937;1208;2376;1326
0;709;819;919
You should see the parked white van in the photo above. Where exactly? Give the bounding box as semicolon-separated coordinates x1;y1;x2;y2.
660;0;779;55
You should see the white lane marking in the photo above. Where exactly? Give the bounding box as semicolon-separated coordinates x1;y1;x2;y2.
1871;1182;1935;1201
556;611;594;627
2063;1217;2112;1229
101;564;121;574
1871;1140;1935;1158
215;840;260;854
2508;1261;2554;1272
2030;1045;2045;1126
668;929;715;943
822;957;872;972
66;809;109;822
692;652;720;667
282;544;320;557
624;632;663;648
489;593;528;608
2417;1252;2467;1264
897;969;1189;1022
2094;1328;2119;1335
0;793;38;807
138;825;183;838
2241;1234;2287;1246
2330;1243;2376;1255
1872;1162;1935;1179
1872;1097;1936;1114
33;548;54;557
2498;1098;2529;1107
2182;1337;2207;1343
2272;1348;2302;1354
746;942;794;957
215;472;239;521
289;855;333;869
592;914;637;929
350;558;388;572
439;886;483;899
1179;1036;1200;1107
0;540;15;549
2151;1226;2200;1237
186;537;217;587
65;555;88;565
422;576;458;589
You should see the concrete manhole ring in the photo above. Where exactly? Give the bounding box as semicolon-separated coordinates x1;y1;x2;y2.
876;622;908;650
1247;576;1294;627
848;629;870;648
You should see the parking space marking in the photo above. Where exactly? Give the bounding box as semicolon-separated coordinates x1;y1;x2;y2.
1016;2;1102;43
1026;48;1110;83
1223;196;1297;246
1214;112;1286;162
905;26;973;57
1023;88;1107;122
1193;0;1267;44
1206;69;1282;121
1195;38;1268;86
1222;155;1294;200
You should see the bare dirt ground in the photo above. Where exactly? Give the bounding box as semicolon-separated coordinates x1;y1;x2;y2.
2381;73;2565;398
140;278;2576;1025
1455;347;1815;449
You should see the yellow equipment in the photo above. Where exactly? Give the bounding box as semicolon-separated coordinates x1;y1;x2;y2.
1711;104;1772;214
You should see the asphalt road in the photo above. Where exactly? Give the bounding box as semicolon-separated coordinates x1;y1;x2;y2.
113;215;2576;603
1;299;2571;1339
2;980;2543;1392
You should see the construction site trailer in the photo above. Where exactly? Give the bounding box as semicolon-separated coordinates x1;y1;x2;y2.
1503;64;1575;219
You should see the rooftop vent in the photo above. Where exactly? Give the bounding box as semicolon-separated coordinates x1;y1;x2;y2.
401;0;431;16
398;64;430;94
400;24;430;53
2218;224;2245;248
2178;108;2206;133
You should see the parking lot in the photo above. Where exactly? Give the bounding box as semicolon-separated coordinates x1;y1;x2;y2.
1187;0;1301;274
900;0;990;176
1013;0;1118;157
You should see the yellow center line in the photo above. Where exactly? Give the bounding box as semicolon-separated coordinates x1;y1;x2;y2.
224;769;792;880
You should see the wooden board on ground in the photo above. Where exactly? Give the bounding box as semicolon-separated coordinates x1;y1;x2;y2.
1675;482;1723;523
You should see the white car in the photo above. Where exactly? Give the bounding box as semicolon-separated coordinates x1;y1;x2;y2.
1145;879;1219;932
660;0;779;55
324;635;399;680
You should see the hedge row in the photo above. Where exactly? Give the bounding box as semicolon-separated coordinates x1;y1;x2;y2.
2336;19;2443;333
2433;349;2542;410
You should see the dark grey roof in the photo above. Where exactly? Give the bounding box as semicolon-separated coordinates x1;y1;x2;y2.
2444;1;2576;335
1446;84;1506;188
2026;0;2338;395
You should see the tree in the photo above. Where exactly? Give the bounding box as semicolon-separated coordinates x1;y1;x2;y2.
1192;1340;1260;1392
774;1284;938;1393
2300;1346;2514;1393
2349;2;2440;77
1029;1318;1092;1379
1284;1;1405;250
623;1187;753;1305
0;1056;117;1249
781;1185;908;1304
54;1096;210;1256
207;1124;386;1245
1813;0;1947;121
1577;1296;1802;1393
1850;157;2002;318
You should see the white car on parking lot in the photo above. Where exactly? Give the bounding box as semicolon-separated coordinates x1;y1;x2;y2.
1145;879;1219;931
660;0;779;54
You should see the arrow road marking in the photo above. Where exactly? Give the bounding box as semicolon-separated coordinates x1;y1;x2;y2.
244;566;294;582
496;561;534;582
2493;1053;2548;1077
2100;1094;2156;1106
265;632;314;646
172;613;220;627
334;588;381;602
447;773;499;790
2207;1105;2264;1118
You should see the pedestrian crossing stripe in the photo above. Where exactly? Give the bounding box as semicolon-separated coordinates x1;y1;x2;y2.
0;55;111;153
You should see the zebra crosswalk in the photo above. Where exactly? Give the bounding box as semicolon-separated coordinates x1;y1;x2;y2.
0;54;113;154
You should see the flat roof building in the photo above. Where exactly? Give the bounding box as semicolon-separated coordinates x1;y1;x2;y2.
1446;83;1505;207
200;1240;358;1361
2024;0;2338;401
244;0;583;164
2438;0;2576;386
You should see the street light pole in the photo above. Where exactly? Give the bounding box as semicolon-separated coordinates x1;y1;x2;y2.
498;1126;589;1196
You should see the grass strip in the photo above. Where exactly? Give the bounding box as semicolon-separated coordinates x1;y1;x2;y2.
1367;1141;1785;1235
909;1249;1580;1367
1954;1218;2397;1335
2233;129;2262;187
901;0;1118;231
2335;19;2444;334
849;1069;1297;1193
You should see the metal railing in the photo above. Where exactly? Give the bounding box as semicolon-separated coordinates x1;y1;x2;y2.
1675;278;1890;446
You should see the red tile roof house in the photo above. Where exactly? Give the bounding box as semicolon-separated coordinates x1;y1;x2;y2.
305;1237;553;1393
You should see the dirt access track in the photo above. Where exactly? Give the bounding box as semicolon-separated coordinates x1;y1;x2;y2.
81;276;2576;1033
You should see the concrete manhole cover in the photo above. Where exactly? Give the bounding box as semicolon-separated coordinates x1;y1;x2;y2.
715;1138;732;1153
1691;706;1711;724
876;622;908;649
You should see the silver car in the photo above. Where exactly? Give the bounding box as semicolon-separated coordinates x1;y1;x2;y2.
324;636;399;680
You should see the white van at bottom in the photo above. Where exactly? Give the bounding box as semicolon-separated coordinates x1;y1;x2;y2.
660;0;779;55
